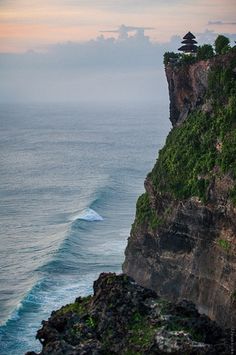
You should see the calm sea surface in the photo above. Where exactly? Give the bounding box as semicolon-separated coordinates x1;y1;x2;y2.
0;102;170;354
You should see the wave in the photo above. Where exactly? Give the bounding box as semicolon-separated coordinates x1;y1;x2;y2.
70;208;103;222
0;184;115;354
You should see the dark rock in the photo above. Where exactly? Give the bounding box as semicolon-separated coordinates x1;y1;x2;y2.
27;273;233;354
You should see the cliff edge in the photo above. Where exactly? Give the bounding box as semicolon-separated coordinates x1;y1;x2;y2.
123;49;236;328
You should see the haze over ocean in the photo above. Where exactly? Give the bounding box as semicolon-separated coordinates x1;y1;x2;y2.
0;101;170;354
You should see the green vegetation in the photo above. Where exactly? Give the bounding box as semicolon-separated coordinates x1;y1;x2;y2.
150;53;236;203
85;316;96;329
58;296;91;316
214;35;230;55
135;193;151;224
218;239;231;251
134;193;162;231
164;35;231;66
231;291;236;301
163;51;180;65
126;312;157;350
125;301;204;348
180;54;196;65
196;44;214;60
208;58;236;100
102;312;158;354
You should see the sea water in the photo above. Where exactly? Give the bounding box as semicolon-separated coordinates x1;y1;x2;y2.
0;102;170;354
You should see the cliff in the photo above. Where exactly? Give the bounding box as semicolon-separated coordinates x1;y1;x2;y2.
166;58;209;126
123;49;236;328
27;273;233;355
28;50;236;354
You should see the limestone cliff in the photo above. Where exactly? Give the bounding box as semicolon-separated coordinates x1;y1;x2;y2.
166;59;209;126
123;49;236;328
166;50;236;127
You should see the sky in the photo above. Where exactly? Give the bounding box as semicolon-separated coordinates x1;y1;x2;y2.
0;0;235;102
0;0;236;52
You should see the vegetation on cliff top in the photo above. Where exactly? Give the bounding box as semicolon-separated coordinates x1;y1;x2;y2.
164;34;233;65
151;48;236;203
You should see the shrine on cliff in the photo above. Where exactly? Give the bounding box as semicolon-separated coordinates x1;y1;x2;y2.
178;31;198;55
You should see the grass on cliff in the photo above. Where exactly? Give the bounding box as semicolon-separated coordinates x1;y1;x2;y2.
150;52;236;203
58;296;91;316
132;193;164;232
136;193;159;227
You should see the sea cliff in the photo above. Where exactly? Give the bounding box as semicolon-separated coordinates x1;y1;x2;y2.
123;49;236;328
28;50;236;354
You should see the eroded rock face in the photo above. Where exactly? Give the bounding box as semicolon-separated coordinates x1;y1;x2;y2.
166;61;209;126
123;176;236;328
165;51;236;126
26;273;233;355
166;60;209;126
123;51;236;328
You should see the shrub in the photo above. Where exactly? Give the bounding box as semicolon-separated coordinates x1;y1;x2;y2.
163;52;180;65
197;44;214;60
218;239;231;251
134;193;162;231
214;35;230;55
180;54;196;65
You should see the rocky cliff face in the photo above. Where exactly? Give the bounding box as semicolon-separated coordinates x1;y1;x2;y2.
123;49;236;328
165;50;236;127
165;59;209;126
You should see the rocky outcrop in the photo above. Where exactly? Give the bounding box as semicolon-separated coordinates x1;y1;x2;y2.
123;49;236;328
27;273;233;355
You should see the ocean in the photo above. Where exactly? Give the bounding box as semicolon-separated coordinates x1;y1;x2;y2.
0;102;170;354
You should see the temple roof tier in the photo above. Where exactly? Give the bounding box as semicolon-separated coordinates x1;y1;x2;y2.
181;39;198;44
178;44;198;52
183;31;196;39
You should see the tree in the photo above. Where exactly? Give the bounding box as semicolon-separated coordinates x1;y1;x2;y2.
214;35;230;55
163;52;180;65
197;44;214;60
180;54;196;65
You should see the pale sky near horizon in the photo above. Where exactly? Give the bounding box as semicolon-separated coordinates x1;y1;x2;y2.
0;0;236;52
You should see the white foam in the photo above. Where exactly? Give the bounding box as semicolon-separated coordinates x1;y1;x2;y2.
70;208;103;222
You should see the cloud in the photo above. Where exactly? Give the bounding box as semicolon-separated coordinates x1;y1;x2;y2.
1;28;235;103
194;29;236;45
1;0;236;52
0;30;169;103
208;20;236;25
